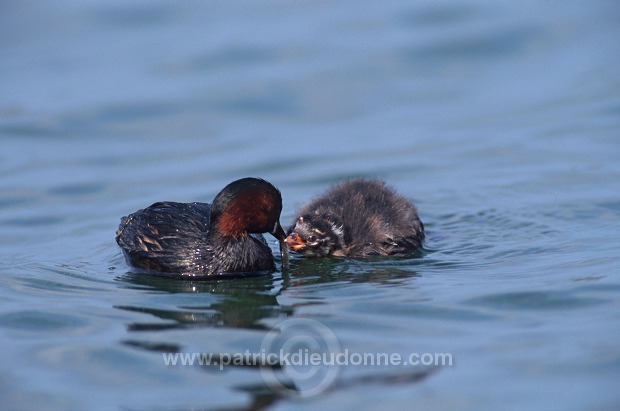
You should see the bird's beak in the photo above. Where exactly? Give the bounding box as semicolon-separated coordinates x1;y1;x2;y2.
284;232;306;252
271;221;289;269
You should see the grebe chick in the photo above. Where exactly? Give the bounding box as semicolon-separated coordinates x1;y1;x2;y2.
116;177;289;277
285;178;424;257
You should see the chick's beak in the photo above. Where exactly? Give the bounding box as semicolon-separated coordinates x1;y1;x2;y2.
271;221;289;269
284;232;306;252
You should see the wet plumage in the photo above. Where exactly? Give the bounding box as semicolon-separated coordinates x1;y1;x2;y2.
116;178;288;277
285;178;424;257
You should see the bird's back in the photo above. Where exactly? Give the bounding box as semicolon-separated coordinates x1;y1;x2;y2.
116;201;213;273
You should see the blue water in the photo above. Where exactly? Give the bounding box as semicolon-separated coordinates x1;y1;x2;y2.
2;1;620;409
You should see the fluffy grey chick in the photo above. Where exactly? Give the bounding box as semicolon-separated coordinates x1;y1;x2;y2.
285;179;424;257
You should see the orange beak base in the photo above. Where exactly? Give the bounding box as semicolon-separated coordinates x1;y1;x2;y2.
284;232;306;251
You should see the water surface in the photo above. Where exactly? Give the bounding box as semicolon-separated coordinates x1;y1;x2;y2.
1;1;619;409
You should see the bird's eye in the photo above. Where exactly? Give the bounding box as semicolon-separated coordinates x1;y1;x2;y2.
307;235;317;243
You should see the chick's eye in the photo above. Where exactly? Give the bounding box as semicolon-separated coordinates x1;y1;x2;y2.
306;235;317;243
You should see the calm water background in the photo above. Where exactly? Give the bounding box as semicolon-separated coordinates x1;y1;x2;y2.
2;0;620;409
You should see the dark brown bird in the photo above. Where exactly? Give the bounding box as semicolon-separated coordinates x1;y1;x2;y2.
116;177;289;277
285;178;424;258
